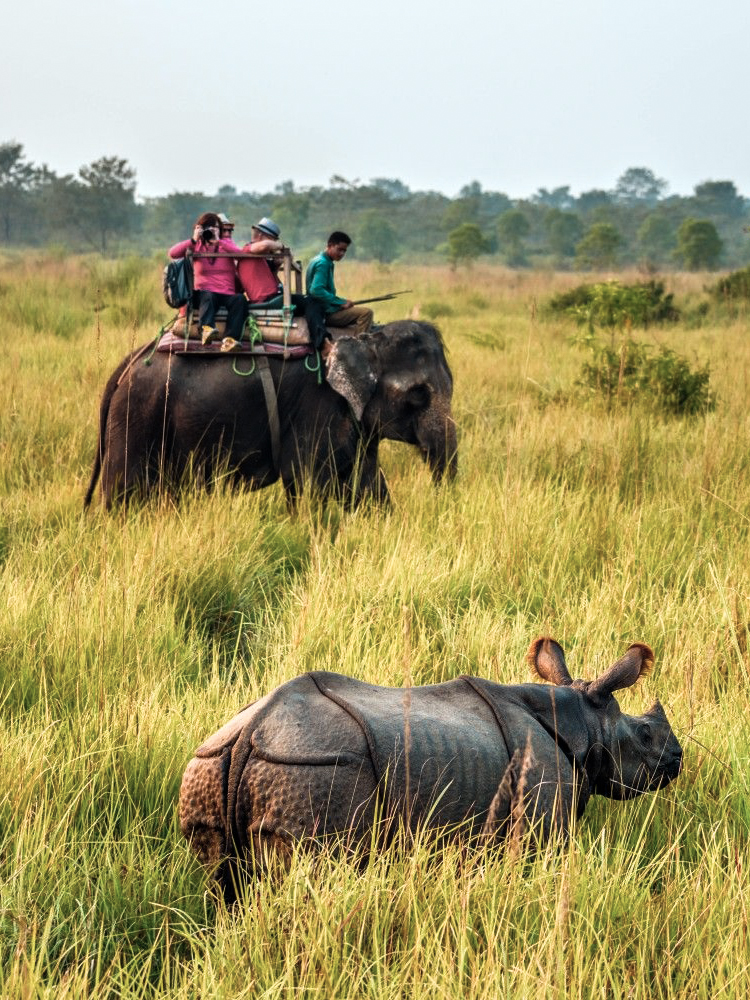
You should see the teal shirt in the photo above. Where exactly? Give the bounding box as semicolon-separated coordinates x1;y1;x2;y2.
305;251;347;313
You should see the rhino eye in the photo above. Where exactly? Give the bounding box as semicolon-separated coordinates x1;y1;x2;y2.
638;724;653;748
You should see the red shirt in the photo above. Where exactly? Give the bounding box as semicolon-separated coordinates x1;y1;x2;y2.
236;245;279;303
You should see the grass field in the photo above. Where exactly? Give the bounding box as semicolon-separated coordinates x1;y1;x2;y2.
1;253;749;998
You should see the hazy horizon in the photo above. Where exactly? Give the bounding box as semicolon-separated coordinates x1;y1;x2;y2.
4;0;749;201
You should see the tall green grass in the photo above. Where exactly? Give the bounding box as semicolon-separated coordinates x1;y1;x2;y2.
0;255;748;997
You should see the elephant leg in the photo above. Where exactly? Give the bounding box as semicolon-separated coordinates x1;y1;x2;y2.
99;373;171;506
100;432;154;507
346;444;390;508
283;477;301;512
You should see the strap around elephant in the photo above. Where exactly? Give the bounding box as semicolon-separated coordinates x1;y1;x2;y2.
256;354;281;474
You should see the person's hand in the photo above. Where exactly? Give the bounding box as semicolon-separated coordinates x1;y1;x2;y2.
192;224;202;242
342;299;354;309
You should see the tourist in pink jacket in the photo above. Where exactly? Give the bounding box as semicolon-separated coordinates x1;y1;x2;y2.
169;211;248;344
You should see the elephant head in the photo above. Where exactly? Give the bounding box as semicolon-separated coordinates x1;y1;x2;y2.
325;321;457;481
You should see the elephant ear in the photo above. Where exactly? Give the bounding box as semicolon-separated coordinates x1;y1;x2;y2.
326;336;378;420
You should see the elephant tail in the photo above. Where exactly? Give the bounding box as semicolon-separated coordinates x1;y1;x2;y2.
83;346;148;508
83;383;115;508
83;450;102;509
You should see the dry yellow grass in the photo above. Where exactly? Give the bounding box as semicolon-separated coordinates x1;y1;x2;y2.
0;254;748;997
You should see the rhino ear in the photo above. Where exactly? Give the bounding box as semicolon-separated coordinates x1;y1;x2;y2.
587;643;654;698
325;336;378;421
527;637;574;686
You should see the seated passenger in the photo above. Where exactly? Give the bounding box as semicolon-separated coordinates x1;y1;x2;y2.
305;231;373;335
169;212;248;345
237;217;306;314
235;217;332;352
217;213;235;240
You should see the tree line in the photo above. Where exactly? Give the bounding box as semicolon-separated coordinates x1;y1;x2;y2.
2;142;748;270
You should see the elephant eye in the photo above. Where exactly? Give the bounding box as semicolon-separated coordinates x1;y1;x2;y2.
405;383;430;410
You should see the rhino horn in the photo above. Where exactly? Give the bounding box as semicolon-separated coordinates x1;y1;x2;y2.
587;643;654;699
526;637;574;686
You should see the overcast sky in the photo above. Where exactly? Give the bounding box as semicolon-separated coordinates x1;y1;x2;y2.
3;0;749;202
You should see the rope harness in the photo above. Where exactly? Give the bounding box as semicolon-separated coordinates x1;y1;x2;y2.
256;355;281;475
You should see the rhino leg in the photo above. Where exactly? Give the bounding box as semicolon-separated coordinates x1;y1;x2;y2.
180;746;380;898
180;753;230;870
480;735;586;847
234;757;380;854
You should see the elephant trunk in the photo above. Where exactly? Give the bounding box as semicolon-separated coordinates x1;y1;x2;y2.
416;400;458;482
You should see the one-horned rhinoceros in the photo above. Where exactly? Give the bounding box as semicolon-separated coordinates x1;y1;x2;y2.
180;637;682;893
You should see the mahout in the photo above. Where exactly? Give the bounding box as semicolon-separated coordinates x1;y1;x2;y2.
180;637;682;897
84;321;457;508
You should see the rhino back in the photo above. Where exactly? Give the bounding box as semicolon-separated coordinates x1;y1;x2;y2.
468;680;594;772
309;672;512;828
195;673;372;763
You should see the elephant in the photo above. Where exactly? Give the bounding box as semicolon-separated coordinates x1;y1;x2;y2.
84;320;457;508
179;637;682;897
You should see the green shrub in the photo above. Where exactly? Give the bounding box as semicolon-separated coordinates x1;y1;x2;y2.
547;280;680;327
709;265;750;308
546;283;596;314
575;336;716;415
421;300;455;319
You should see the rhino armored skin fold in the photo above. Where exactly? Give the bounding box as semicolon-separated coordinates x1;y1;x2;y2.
180;637;682;896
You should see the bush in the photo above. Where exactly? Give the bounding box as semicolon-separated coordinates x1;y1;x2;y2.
576;337;716;415
674;217;723;270
420;300;455;319
546;283;596;314
546;280;680;327
709;265;750;306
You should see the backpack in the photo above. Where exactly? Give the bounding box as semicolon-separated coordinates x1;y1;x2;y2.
162;251;193;309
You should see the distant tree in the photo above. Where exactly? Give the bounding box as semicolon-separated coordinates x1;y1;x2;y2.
478;189;513;218
147;191;207;241
402;190;450;253
496;209;531;266
0;141;44;242
216;183;238;200
459;180;483;200
576;189;612;215
370;177;411;200
674;218;722;270
637;212;675;267
615;167;668;205
358;210;399;262
77;156;138;253
42;173;89;247
693;180;744;218
442;194;480;232
533;186;574;210
575;222;623;269
446;222;490;267
329;175;359;190
545;209;583;261
271;191;310;245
